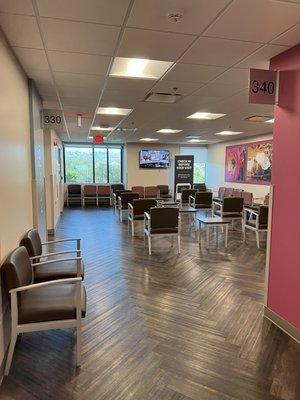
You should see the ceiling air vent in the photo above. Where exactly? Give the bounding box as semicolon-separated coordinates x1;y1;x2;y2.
144;92;182;104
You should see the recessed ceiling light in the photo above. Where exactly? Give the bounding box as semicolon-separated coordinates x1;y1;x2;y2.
157;129;182;134
215;131;243;136
97;107;132;115
265;118;274;123
187;139;207;143
90;126;113;131
245;115;273;123
139;138;159;142
186;135;202;139
187;112;226;120
110;57;173;79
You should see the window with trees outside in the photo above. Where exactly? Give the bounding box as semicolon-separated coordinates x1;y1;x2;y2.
64;145;122;183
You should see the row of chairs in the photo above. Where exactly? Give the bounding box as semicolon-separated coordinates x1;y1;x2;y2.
131;185;172;199
1;229;86;375
67;184;111;206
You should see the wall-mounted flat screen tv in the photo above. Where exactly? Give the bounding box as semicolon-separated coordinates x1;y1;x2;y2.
139;150;170;169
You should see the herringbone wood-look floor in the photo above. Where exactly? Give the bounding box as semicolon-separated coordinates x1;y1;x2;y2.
1;207;299;400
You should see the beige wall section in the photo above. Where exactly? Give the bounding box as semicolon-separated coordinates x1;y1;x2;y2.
206;134;273;199
125;143;180;190
0;31;33;366
44;130;64;233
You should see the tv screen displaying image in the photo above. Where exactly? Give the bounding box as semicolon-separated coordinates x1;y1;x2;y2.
139;150;170;169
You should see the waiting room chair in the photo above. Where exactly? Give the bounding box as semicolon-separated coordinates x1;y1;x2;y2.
144;207;180;255
1;246;86;376
242;191;253;206
157;185;172;199
83;185;97;206
193;183;207;191
110;183;124;206
243;205;269;248
232;189;243;197
144;186;159;198
181;189;197;205
132;186;145;198
128;199;157;236
224;187;234;197
112;189;131;211
20;229;84;283
213;186;226;203
97;185;110;205
67;184;82;207
117;192;139;221
189;192;213;216
213;197;244;227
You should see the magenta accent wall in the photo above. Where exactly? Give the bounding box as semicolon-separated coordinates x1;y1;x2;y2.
268;44;300;330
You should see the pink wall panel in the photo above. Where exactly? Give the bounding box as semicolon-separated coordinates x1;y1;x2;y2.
268;44;300;330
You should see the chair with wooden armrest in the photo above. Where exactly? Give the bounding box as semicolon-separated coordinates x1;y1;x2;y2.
117;192;139;221
67;184;82;207
20;229;84;282
128;199;157;236
144;207;180;255
1;246;86;375
157;185;172;199
243;205;269;248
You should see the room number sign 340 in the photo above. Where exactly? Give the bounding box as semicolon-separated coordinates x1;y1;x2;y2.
249;68;278;105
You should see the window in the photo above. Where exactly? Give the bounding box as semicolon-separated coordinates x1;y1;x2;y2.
180;147;207;184
64;145;122;183
194;162;206;183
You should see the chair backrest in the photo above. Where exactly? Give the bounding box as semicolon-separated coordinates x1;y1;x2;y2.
145;186;158;198
157;185;169;195
259;206;269;225
264;194;270;205
176;184;191;193
1;247;33;292
224;187;233;197
132;186;145;198
150;207;179;230
223;197;244;213
195;191;213;205
119;192;139;207
97;185;110;196
84;185;97;196
181;189;197;203
111;184;124;193
20;228;42;258
242;191;253;206
218;187;226;198
115;189;131;198
232;189;243;197
68;184;82;195
193;183;206;191
132;199;157;216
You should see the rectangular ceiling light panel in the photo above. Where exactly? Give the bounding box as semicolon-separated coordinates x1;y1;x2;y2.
187;112;226;120
97;107;132;115
110;57;173;79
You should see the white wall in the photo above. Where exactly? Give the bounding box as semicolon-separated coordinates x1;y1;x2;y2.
206;134;272;199
0;31;33;369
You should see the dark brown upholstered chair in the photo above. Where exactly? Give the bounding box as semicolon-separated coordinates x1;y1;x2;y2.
193;183;207;191
243;205;269;248
144;186;158;198
117;192;139;221
1;246;86;375
181;189;197;204
97;185;110;205
144;207;180;255
214;197;244;226
132;186;145;198
112;189;131;211
157;185;172;199
20;229;83;283
128;199;157;236
242;191;253;206
189;192;213;216
83;185;97;206
110;183;124;193
67;184;82;206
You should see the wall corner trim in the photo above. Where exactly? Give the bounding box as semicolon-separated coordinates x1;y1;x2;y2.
264;306;300;343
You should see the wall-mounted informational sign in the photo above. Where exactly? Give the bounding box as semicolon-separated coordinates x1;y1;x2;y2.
174;155;194;191
43;110;63;127
249;68;278;105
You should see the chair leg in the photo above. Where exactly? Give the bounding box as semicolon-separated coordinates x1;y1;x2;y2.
256;231;260;249
148;235;152;255
131;221;134;237
177;234;181;254
4;332;17;376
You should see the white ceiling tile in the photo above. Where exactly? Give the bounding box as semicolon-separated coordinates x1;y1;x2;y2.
106;77;155;95
40;18;120;55
58;85;99;99
100;90;141;108
181;37;261;66
271;23;300;46
60;97;97;108
0;14;43;48
37;0;130;25
37;84;57;97
193;82;245;99
235;44;289;69
117;28;196;61
26;68;54;85
0;0;34;15
204;0;300;43
164;63;225;83
152;80;202;96
54;71;105;88
13;47;49;71
48;51;111;75
42;100;60;109
127;0;231;35
212;68;250;86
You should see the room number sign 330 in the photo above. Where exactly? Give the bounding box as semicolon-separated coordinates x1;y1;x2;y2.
44;115;62;124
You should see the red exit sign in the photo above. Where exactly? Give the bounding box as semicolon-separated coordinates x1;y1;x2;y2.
249;68;278;105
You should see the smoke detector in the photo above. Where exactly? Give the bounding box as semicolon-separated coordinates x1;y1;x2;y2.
166;11;183;23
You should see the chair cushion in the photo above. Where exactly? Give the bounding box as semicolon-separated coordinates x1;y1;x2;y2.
68;194;81;198
133;214;144;220
215;210;242;218
247;220;268;229
194;204;211;209
34;260;84;283
18;284;86;324
151;227;178;234
160;194;172;199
